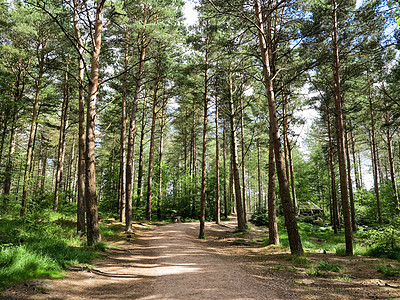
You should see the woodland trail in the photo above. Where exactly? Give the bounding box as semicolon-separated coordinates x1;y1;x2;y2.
2;220;400;299
1;221;290;300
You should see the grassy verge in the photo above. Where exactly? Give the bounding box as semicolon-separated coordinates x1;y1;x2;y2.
0;211;104;291
258;217;400;263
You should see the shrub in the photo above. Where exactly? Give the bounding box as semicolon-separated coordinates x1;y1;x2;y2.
249;208;268;226
362;225;400;261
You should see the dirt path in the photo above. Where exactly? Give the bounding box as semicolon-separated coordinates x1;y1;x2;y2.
1;222;290;300
2;220;400;299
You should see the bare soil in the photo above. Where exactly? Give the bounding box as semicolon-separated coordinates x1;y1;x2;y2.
1;219;400;299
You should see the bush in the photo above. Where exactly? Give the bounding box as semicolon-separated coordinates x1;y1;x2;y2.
249;208;268;226
361;225;400;261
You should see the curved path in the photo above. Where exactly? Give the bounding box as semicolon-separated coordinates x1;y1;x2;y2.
2;222;288;300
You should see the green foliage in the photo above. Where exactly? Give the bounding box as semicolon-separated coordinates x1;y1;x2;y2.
317;260;342;272
360;224;400;261
0;245;62;289
0;211;100;290
378;264;400;278
305;260;342;277
249;208;269;227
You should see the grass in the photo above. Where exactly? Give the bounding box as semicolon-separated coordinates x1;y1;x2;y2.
378;264;400;278
303;260;343;277
0;212;105;290
317;260;342;272
276;219;382;260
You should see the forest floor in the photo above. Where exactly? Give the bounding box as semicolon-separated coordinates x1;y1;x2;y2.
1;218;400;299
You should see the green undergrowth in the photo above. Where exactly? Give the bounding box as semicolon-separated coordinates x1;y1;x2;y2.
378;264;400;278
305;260;343;277
274;220;399;262
0;211;105;291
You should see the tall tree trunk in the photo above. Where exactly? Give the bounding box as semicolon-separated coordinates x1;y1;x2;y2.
137;94;148;208
268;132;279;245
54;67;70;212
228;71;245;232
327;110;340;232
240;90;247;223
73;0;86;235
349;124;361;190
67;135;76;202
157;92;166;220
215;95;221;224
282;84;297;213
190;101;197;219
223;117;228;219
228;154;234;215
385;117;400;213
118;36;129;223
255;0;303;254
85;0;104;245
21;47;45;217
282;90;291;201
345;128;357;232
332;0;353;255
368;75;382;223
287;139;297;214
199;34;209;238
126;33;146;232
145;70;161;221
257;140;263;210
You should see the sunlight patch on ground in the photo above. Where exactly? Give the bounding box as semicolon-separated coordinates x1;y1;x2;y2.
156;265;201;276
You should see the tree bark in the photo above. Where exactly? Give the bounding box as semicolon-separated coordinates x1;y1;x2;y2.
215;94;221;224
223;117;228;219
137;94;148;208
287;139;297;214
157;91;166;220
349;124;361;190
85;0;104;245
54;67;70;212
199;33;209;239
126;32;146;232
257;140;263;210
345;128;357;232
118;36;129;223
327;109;340;232
228;71;245;232
255;0;303;254
368;73;382;223
268;131;279;245
240;90;247;223
145;69;161;221
332;0;353;255
190;101;197;219
73;0;86;235
385;115;400;213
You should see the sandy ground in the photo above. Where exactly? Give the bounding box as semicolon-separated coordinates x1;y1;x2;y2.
1;219;400;299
